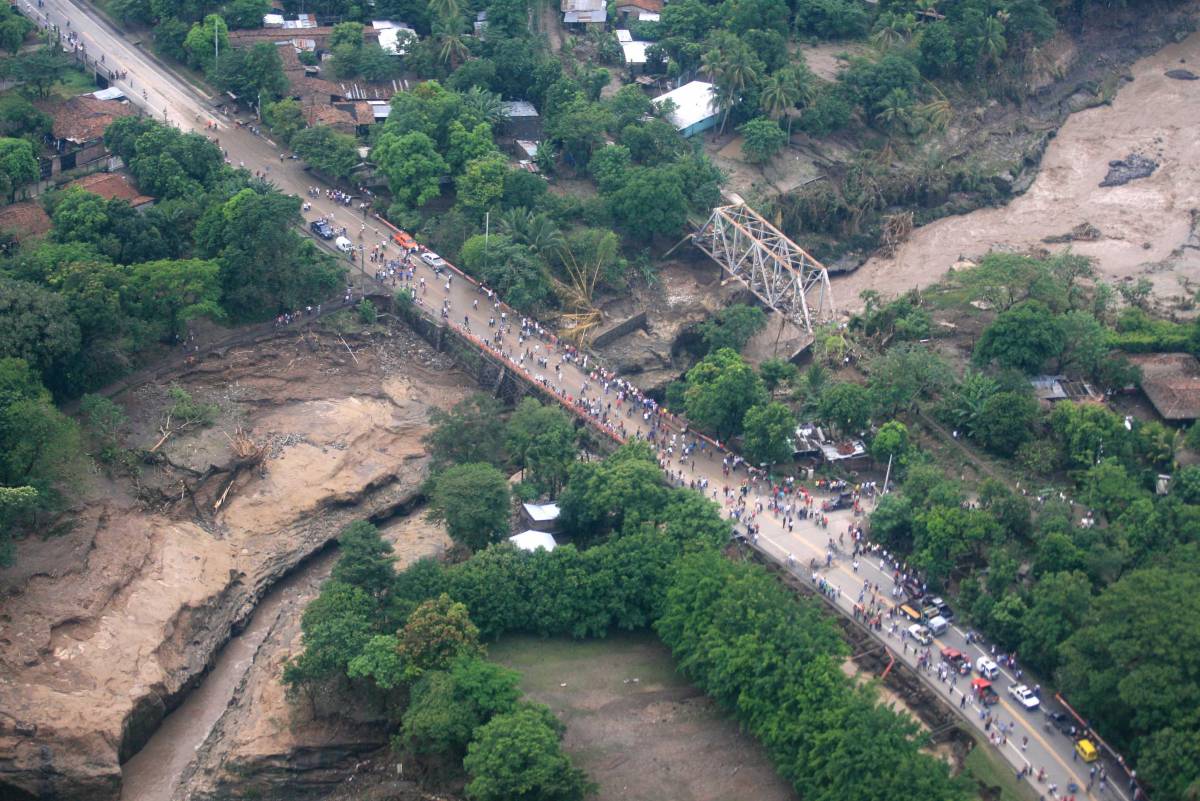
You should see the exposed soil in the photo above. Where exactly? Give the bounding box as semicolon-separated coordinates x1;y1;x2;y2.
0;324;473;801
839;28;1200;313
491;632;798;801
174;512;452;801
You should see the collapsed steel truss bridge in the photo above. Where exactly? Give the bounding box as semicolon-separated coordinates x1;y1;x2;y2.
692;202;836;334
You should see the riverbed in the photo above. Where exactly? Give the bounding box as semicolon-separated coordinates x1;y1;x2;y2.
835;30;1200;310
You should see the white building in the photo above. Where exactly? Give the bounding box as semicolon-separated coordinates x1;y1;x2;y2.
510;530;558;552
653;81;719;137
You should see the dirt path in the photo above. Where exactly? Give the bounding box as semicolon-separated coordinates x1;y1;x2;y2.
540;0;564;53
835;31;1200;311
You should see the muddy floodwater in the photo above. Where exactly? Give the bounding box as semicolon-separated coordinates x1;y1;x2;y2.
837;31;1200;308
119;548;340;801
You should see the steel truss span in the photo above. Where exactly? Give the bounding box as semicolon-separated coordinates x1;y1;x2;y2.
692;203;836;333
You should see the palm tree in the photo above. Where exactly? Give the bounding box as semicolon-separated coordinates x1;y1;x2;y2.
461;86;508;127
759;67;809;137
427;0;461;21
874;88;913;133
433;13;469;68
871;11;914;50
981;15;1007;71
704;41;759;134
500;208;565;257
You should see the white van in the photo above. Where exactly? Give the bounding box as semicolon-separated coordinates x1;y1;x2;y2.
927;615;948;636
976;656;1000;679
335;236;355;255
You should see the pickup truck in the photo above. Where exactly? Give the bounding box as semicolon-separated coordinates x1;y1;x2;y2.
1008;684;1041;711
971;678;999;705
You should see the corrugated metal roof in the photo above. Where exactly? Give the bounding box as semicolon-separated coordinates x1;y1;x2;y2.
653;81;717;130
501;100;539;117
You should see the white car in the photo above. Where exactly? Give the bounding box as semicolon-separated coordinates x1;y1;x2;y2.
907;624;932;646
1008;684;1040;710
420;251;445;268
976;656;1000;679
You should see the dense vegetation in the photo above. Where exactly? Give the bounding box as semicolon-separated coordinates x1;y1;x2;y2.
0;114;342;561
285;406;967;800
844;255;1200;801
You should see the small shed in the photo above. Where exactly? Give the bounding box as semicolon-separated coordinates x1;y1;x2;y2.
652;81;718;137
510;530;558;552
521;502;561;533
501;100;542;139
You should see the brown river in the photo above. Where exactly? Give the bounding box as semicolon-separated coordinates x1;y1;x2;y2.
835;31;1200;309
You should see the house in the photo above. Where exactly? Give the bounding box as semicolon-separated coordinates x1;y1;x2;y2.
38;94;137;175
1030;375;1100;404
473;9;487;34
652;81;719;137
303;103;357;134
562;0;606;26
520;502;561;533
615;0;663;23
509;530;557;552
65;171;154;209
372;20;417;55
262;12;285;26
0;202;52;251
500;100;542;139
1128;353;1200;422
615;30;651;70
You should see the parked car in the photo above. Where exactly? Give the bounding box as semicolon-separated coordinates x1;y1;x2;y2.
1043;710;1079;738
1008;684;1041;710
926;614;949;636
975;657;1000;679
392;230;417;250
309;219;335;240
821;492;854;512
335;236;356;255
929;596;954;620
940;647;972;675
907;624;932;646
420;251;445;269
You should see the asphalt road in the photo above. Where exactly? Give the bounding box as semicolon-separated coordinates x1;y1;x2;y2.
22;2;1141;797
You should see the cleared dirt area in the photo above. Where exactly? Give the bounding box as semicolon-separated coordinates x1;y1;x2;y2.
490;631;797;801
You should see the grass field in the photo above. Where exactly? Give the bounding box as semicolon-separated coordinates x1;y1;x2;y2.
489;630;797;801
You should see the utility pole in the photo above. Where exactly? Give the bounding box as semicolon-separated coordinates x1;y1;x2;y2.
484;210;489;272
214;20;219;71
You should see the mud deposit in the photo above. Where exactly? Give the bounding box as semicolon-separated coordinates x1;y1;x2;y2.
0;325;471;801
840;31;1200;310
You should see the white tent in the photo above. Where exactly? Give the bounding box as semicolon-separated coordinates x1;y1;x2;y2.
510;530;558;552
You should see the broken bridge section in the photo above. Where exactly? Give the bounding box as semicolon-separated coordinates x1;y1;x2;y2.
692;202;836;348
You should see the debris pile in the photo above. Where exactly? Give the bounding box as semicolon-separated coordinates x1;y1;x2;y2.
1099;153;1157;187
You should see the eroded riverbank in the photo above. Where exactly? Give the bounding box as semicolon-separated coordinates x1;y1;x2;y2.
0;325;472;801
837;28;1200;311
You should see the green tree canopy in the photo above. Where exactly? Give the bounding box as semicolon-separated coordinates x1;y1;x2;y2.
973;300;1063;374
425;393;507;468
428;462;511;551
683;348;768;439
742;401;796;466
0;137;38;201
816;381;871;435
331;520;396;600
374;130;449;208
463;704;592;801
697;303;766;353
395;593;485;680
738;117;788;163
292;125;362;180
